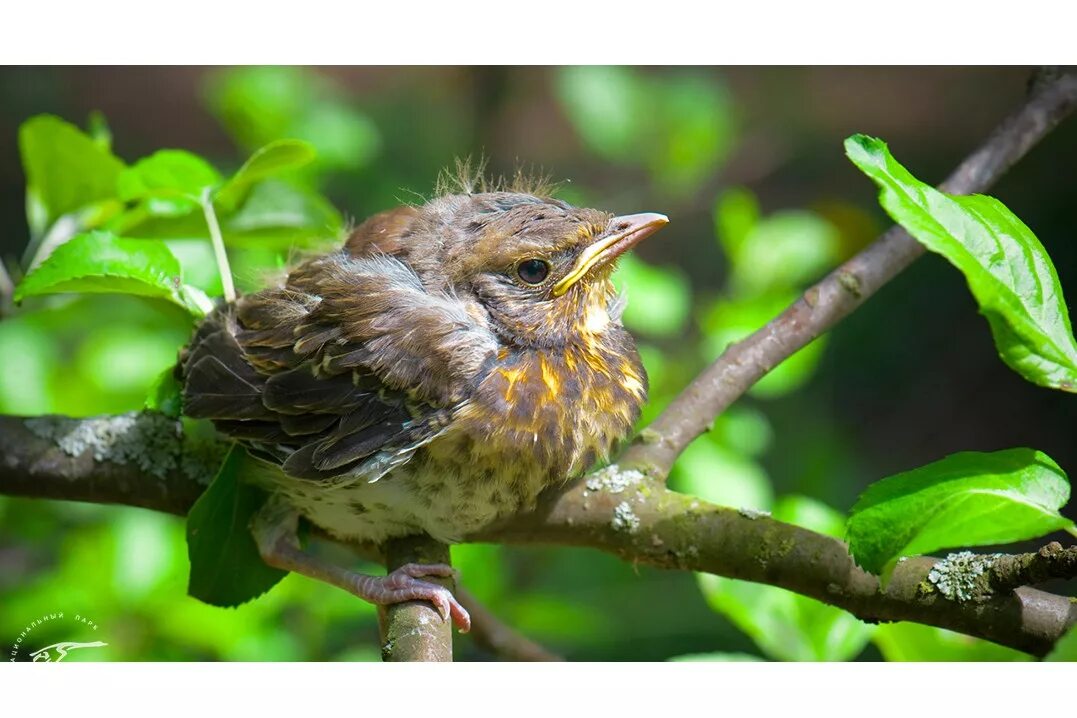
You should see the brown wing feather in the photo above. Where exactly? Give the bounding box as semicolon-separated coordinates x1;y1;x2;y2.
180;249;496;486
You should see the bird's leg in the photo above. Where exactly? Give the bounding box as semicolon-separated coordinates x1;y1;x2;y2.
250;498;471;632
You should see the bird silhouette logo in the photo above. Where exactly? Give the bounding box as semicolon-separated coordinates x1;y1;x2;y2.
29;641;108;662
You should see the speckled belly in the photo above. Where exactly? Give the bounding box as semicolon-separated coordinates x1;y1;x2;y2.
253;433;553;545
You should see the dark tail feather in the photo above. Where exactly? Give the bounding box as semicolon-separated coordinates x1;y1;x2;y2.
311;419;403;471
183;355;274;420
263;366;365;415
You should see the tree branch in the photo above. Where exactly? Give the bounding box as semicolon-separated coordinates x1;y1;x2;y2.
0;412;215;515
472;471;1077;657
1;413;1074;656
380;535;455;662
619;68;1077;479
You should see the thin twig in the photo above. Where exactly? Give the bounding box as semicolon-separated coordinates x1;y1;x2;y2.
0;260;15;317
987;541;1077;595
201;189;236;303
619;70;1077;480
23;214;80;271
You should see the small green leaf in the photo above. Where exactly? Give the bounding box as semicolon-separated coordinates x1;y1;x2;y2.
118;150;222;216
697;496;875;661
1046;624;1077;661
186;445;287;607
145;366;182;418
846;134;1077;393
222;180;342;248
847;448;1073;575
18;114;126;227
215;140;317;210
14;230;209;317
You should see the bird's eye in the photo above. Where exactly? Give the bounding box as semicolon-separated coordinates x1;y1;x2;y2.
516;258;550;285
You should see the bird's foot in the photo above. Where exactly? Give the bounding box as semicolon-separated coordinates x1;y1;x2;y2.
359;563;471;633
251;500;470;632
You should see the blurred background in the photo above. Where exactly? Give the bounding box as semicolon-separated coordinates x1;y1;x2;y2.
0;66;1074;661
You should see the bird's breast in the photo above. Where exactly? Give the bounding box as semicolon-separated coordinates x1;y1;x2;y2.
442;332;647;483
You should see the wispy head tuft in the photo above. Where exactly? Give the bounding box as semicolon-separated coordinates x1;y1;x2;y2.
435;156;561;199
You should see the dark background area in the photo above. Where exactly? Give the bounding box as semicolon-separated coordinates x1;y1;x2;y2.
0;67;1073;661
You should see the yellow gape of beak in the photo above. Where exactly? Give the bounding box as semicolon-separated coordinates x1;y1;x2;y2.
552;212;669;296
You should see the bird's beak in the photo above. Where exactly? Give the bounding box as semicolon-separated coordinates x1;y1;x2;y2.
552;212;669;296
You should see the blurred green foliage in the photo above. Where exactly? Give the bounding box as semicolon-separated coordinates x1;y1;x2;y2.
1047;624;1077;661
874;622;1029;662
205;66;380;179
556;66;735;195
2;67;1072;662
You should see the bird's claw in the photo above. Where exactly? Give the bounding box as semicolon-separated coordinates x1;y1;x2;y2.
379;563;471;633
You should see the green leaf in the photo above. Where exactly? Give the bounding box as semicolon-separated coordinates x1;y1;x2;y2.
874;622;1031;661
14;230;210;317
847;448;1073;575
222;180;342;248
1046;624;1077;661
18;114;126;227
145;366;182;418
846;134;1077;393
186;445;287;607
697;496;875;661
215;139;317;210
108;180;341;255
118;150;222;216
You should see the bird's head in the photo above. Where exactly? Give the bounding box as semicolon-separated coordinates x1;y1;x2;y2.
346;190;668;349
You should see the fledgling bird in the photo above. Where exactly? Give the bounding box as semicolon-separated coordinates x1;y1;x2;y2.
180;176;668;631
